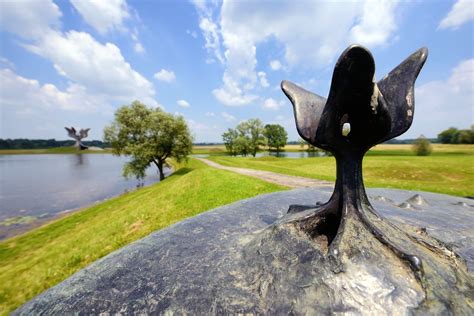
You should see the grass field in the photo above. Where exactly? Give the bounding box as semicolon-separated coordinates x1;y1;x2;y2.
208;146;474;197
0;159;286;315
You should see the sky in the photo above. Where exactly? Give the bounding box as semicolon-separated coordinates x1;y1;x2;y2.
0;0;473;143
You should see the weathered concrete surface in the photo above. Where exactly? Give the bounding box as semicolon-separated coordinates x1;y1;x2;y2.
15;188;474;315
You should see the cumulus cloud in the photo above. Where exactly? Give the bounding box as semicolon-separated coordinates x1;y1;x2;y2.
0;68;108;113
439;0;474;30
221;111;236;122
25;30;156;106
70;0;130;34
0;0;61;39
205;112;215;116
262;98;284;110
349;0;398;46
192;0;401;106
177;99;190;108
154;69;176;82
1;0;157;109
407;59;474;138
192;0;224;64
270;60;282;71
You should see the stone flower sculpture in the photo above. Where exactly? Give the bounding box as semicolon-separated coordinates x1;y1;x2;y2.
65;126;90;150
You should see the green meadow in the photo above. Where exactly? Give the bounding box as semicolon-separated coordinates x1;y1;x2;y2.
207;145;474;197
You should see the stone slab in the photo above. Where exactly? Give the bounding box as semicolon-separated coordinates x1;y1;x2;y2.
15;188;474;314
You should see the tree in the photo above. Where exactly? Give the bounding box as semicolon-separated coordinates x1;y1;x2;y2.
104;101;193;180
236;119;266;157
413;135;432;156
222;128;239;156
438;127;459;144
264;124;288;153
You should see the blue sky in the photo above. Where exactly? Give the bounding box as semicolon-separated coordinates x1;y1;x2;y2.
0;0;473;142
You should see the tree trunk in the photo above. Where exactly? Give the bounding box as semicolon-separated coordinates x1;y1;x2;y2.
154;159;165;181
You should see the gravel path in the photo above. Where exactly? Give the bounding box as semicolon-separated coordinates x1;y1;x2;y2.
197;158;332;188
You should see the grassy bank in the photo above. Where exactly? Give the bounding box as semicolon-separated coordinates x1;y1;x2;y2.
0;147;112;155
208;153;474;197
0;159;286;315
3;144;472;156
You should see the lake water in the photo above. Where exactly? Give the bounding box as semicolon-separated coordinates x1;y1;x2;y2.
0;154;169;238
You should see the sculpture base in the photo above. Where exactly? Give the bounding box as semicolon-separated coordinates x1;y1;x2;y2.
15;188;474;315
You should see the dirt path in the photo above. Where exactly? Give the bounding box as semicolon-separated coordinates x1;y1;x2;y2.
197;158;332;189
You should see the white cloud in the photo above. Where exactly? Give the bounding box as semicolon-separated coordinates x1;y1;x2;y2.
154;69;176;82
70;0;130;34
439;0;474;30
177;99;190;108
258;71;269;88
25;30;156;106
0;0;61;39
262;98;284;110
213;73;259;106
221;111;236;122
134;42;145;53
192;1;224;64
0;68;107;113
407;59;474;138
270;60;282;71
349;0;398;46
192;0;401;107
205;112;215;116
1;0;157;109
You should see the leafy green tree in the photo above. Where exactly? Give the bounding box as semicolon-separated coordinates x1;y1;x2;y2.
438;127;459;144
457;127;474;144
236;119;266;157
234;135;251;156
264;124;288;153
104;101;193;180
413;135;432;156
222;128;239;156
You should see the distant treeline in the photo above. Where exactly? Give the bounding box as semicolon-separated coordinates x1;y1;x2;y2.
0;139;109;149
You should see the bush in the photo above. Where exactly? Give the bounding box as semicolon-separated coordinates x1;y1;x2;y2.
413;135;432;156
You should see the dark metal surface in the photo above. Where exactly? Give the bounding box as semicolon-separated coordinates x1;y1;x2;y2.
281;45;473;312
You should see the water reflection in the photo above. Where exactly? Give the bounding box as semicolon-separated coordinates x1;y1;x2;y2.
73;153;86;166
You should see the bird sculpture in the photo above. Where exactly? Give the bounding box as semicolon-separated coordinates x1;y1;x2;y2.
281;45;428;278
65;127;90;150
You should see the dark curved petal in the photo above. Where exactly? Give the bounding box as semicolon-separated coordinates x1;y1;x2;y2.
377;48;428;141
281;80;326;143
315;45;389;150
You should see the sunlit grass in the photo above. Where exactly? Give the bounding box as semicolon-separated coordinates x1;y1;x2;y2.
0;159;286;315
208;147;474;197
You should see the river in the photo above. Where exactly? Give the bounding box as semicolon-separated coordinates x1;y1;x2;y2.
0;154;169;239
